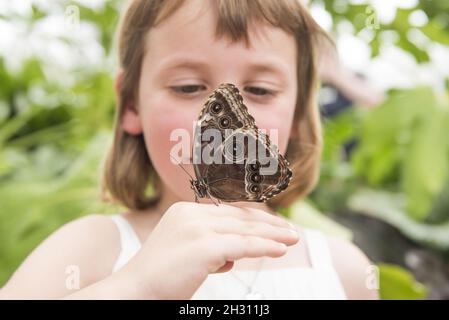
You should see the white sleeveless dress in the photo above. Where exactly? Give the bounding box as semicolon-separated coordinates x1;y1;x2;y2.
110;214;347;300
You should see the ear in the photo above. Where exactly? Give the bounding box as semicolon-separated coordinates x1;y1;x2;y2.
115;71;143;135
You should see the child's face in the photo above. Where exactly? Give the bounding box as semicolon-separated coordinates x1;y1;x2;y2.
121;1;298;203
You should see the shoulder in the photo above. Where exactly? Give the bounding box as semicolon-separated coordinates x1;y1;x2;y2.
2;214;121;298
40;214;120;264
325;233;379;300
56;214;119;244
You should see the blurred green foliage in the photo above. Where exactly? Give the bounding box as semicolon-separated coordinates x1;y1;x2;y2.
353;87;449;221
379;263;428;300
313;0;449;62
0;1;122;286
314;86;449;249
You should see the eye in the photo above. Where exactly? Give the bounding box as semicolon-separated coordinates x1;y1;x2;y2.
244;86;274;96
170;84;206;94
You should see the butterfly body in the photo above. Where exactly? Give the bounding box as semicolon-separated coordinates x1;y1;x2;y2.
190;83;292;204
189;178;209;201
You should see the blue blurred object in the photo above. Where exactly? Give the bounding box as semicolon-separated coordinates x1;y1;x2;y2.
319;83;353;118
319;82;358;159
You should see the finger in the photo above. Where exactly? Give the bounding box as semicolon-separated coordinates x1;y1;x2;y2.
242;207;296;230
206;203;294;230
213;217;299;246
215;261;234;273
217;234;288;261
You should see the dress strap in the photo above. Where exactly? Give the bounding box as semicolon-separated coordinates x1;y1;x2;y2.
304;229;334;270
110;214;142;272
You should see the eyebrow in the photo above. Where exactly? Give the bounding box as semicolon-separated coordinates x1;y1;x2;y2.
157;57;289;83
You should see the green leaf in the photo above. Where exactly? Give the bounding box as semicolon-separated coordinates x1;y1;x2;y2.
348;189;449;250
379;263;427;300
402;107;449;219
352;87;449;220
420;20;449;46
288;199;353;241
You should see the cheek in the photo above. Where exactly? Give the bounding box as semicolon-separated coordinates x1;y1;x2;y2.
141;93;196;160
146;112;188;156
140;99;197;200
252;104;295;156
260;115;292;154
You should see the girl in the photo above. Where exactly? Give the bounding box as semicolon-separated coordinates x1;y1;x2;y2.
0;0;378;299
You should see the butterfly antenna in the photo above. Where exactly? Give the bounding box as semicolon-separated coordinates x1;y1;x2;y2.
169;153;195;180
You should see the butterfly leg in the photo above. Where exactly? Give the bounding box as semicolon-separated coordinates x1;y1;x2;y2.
210;196;219;206
206;191;219;206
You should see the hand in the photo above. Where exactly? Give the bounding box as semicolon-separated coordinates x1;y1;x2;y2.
124;201;299;299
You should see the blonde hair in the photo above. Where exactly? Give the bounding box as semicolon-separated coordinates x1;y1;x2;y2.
102;0;332;210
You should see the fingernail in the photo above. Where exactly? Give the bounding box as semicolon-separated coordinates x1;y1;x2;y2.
287;221;296;230
288;229;299;238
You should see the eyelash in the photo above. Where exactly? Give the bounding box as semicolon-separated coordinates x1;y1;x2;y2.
170;85;275;97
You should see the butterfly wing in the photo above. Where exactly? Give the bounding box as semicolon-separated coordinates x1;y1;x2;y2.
205;153;292;202
193;83;292;202
193;83;250;182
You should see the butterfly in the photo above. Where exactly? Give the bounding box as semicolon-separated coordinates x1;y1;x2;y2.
172;83;292;205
